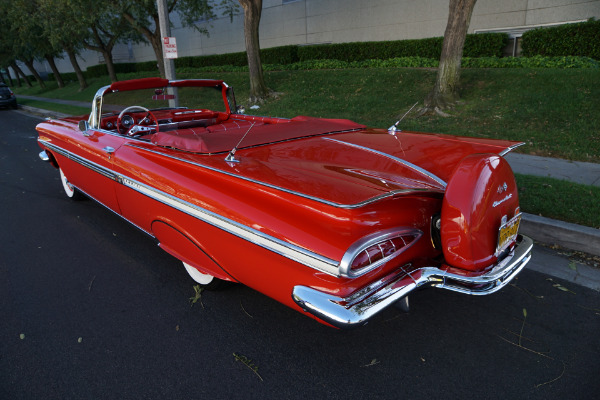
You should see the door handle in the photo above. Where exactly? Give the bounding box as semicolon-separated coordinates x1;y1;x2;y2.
103;146;115;159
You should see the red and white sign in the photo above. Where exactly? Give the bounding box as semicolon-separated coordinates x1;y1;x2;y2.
163;37;178;59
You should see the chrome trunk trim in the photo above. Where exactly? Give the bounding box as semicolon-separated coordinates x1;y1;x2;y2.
125;144;443;209
499;142;525;157
292;235;533;328
323;138;448;189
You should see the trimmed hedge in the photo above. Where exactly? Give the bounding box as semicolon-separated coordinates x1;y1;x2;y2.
297;33;507;62
84;61;158;79
464;33;508;57
73;35;505;80
522;19;600;60
175;45;299;69
49;54;597;83
48;72;78;82
463;55;598;68
176;55;598;74
85;64;110;78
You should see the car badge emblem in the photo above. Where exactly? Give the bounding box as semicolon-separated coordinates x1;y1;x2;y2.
497;182;508;194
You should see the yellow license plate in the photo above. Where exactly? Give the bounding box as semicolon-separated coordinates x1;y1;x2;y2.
496;214;521;255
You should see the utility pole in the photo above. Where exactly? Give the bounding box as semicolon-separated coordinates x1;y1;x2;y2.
156;0;178;108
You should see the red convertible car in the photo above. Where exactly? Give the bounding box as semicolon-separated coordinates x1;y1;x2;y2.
37;78;532;328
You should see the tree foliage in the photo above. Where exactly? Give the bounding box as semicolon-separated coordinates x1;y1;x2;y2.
3;0;52;88
38;0;92;90
39;0;135;83
115;0;237;78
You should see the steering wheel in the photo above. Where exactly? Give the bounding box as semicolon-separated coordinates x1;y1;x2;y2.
116;106;160;136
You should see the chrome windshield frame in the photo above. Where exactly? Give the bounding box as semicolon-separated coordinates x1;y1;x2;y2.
88;85;111;130
87;79;235;130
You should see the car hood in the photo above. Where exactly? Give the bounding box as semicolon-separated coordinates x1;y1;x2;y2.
179;128;521;208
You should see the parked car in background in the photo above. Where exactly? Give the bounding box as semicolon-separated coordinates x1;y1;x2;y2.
0;83;17;109
36;77;532;328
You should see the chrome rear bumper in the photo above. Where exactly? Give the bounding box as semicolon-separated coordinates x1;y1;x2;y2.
292;235;533;329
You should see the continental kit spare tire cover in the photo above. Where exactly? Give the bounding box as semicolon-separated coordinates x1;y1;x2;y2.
441;154;520;271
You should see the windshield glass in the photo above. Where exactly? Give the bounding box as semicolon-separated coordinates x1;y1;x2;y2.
102;85;227;114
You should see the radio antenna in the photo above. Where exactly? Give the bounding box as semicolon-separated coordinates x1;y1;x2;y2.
225;122;256;164
388;102;418;133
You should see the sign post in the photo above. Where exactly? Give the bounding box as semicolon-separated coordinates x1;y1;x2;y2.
163;37;178;59
156;0;178;108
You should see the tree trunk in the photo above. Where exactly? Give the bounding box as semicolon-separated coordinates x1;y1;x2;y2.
84;25;120;82
149;33;166;79
66;48;88;91
10;64;29;87
44;55;65;88
151;12;167;79
23;59;46;89
82;47;118;82
239;0;271;103
122;12;165;78
423;0;477;114
5;69;14;86
103;50;119;83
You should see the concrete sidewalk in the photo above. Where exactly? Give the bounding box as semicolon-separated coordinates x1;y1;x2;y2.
18;95;93;108
18;95;123;113
505;153;600;187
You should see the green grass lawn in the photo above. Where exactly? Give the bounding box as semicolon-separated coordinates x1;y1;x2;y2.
515;174;600;228
13;67;600;162
12;67;600;227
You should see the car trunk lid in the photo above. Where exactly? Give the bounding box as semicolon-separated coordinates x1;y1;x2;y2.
173;127;521;208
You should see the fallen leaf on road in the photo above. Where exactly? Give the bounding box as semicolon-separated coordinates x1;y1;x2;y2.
552;283;576;294
362;359;380;367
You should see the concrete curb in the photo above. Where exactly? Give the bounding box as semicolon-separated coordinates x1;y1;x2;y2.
526;245;600;292
521;213;600;257
18;104;71;120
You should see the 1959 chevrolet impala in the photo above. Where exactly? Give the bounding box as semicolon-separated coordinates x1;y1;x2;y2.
36;77;532;328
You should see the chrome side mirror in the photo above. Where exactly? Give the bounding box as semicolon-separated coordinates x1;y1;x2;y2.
78;120;89;132
78;120;91;136
236;105;246;115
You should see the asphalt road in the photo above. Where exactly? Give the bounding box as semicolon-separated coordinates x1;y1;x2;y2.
1;110;599;400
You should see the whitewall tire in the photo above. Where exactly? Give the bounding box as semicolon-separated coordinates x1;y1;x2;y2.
59;168;85;200
183;262;225;290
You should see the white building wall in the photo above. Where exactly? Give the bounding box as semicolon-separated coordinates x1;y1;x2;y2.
25;0;600;77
